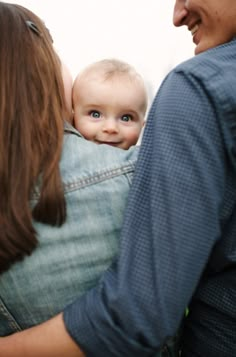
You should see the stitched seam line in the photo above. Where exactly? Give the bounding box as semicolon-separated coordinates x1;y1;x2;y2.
0;299;22;332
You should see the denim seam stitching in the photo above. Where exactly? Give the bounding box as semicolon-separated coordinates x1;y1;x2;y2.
0;299;22;332
32;161;136;198
64;162;135;191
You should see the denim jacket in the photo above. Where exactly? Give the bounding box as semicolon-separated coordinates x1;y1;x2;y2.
0;125;138;335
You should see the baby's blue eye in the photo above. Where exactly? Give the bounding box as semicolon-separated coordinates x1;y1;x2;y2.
90;111;101;118
121;114;132;122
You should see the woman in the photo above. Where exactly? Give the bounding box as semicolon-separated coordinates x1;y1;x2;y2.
0;0;137;338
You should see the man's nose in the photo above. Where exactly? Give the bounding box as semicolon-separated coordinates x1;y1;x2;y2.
173;0;188;27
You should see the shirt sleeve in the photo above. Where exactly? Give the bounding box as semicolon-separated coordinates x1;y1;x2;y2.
63;68;226;356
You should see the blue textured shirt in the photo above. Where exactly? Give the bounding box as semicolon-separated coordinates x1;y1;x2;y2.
64;39;236;356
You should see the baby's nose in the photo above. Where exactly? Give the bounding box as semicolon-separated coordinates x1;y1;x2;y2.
102;118;119;133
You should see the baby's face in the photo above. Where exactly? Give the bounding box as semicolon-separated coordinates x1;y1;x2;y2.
73;74;146;149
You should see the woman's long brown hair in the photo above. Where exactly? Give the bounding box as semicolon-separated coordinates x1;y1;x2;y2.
0;2;67;273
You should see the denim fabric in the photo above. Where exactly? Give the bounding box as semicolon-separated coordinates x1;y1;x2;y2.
0;125;138;336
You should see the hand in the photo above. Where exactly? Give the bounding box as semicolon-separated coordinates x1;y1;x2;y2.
0;313;85;357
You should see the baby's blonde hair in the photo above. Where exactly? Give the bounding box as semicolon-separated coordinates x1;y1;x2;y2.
73;58;148;113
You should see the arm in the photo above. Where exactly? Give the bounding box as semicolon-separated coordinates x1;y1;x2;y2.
0;314;85;357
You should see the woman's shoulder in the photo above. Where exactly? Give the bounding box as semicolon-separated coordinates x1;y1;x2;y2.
60;124;139;188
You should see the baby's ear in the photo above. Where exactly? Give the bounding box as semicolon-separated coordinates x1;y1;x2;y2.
142;119;146;128
71;111;75;126
64;109;74;125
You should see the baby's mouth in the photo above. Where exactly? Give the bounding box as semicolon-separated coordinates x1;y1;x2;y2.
96;140;121;147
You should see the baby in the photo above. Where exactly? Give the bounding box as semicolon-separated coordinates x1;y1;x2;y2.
72;59;148;149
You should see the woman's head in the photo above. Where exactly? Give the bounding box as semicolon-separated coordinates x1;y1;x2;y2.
173;0;236;55
0;2;67;273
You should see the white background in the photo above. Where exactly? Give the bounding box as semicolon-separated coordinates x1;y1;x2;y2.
7;0;195;98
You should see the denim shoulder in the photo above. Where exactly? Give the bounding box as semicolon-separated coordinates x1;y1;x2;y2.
60;132;138;191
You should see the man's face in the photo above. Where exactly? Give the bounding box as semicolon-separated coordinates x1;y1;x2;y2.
173;0;236;54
